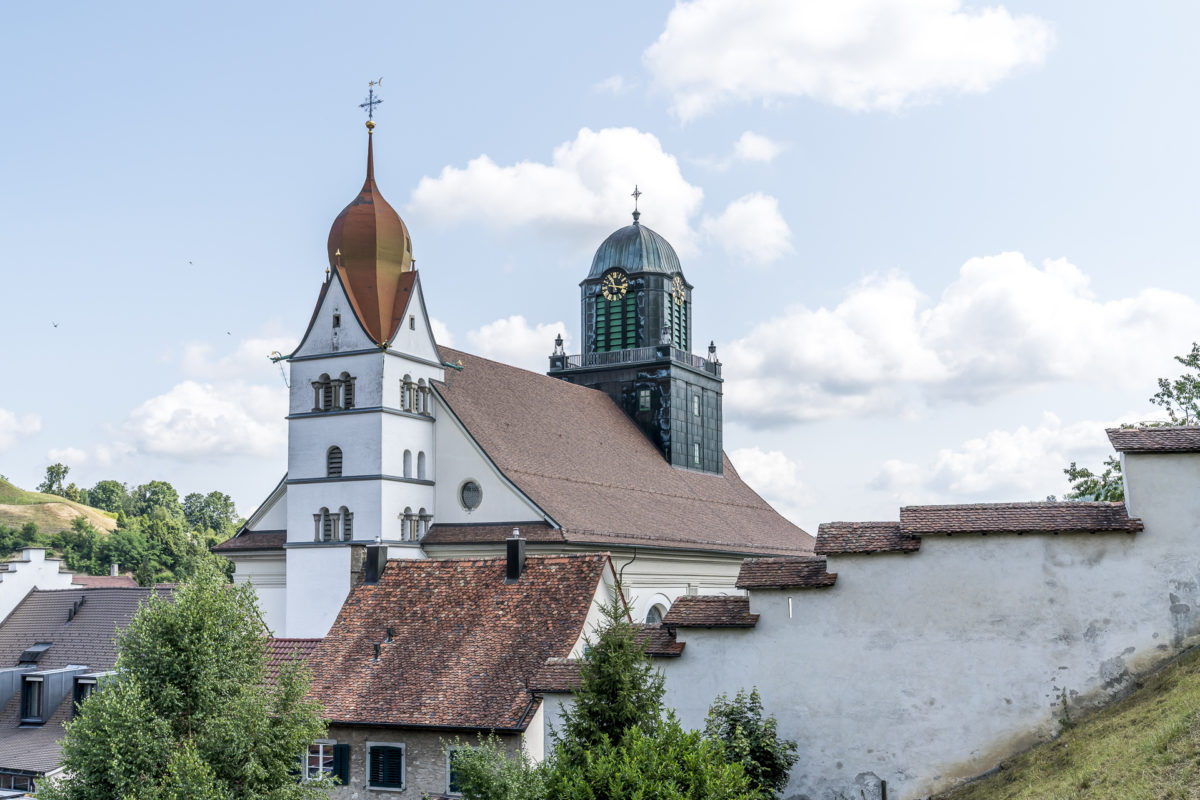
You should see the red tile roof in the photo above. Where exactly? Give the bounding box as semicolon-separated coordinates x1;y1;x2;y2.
637;623;685;657
309;554;609;731
814;522;919;555
423;523;565;546
70;574;138;588
528;658;583;693
212;531;286;552
433;347;812;557
1107;426;1200;453
265;638;321;683
736;556;837;589
662;596;758;628
899;502;1143;535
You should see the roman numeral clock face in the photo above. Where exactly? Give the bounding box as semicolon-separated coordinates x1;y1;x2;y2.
601;270;629;301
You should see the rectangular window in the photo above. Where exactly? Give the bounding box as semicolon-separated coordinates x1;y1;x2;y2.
368;742;406;790
409;315;416;330
447;747;465;795
21;678;42;723
304;741;349;784
73;679;96;716
332;313;341;328
638;389;651;411
693;442;701;465
692;395;700;416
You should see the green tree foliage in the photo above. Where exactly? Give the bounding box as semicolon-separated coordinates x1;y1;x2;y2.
38;561;331;800
184;491;239;537
450;737;548;800
705;688;799;798
1064;456;1125;502
131;480;184;520
1151;342;1200;425
36;463;69;496
88;480;129;513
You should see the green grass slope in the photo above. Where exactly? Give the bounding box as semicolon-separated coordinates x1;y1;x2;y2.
0;479;117;535
940;646;1200;800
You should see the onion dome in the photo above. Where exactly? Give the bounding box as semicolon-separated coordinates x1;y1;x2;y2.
326;122;414;343
587;211;682;279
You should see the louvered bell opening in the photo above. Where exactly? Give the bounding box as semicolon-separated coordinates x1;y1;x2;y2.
327;447;343;478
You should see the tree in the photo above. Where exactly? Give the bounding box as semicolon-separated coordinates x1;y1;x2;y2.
1151;342;1200;425
705;688;799;798
183;491;238;537
1064;456;1124;502
131;480;184;520
37;463;69;497
39;560;331;800
89;480;129;513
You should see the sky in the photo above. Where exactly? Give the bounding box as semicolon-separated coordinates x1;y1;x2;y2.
2;1;1199;534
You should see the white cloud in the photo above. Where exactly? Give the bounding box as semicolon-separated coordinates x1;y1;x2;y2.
429;317;455;348
595;75;635;95
181;334;297;382
729;446;810;524
0;409;41;451
645;0;1055;119
724;253;1200;428
702;193;794;265
124;381;287;458
868;412;1136;503
408;127;704;255
732;131;784;164
465;316;571;373
47;447;89;466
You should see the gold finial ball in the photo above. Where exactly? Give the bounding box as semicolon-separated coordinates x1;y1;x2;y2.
366;120;376;131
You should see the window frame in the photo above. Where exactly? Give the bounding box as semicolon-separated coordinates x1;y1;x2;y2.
304;739;336;781
458;480;483;512
446;745;467;796
366;741;406;791
638;388;651;411
20;676;43;724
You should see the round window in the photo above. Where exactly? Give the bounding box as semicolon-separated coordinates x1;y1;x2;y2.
459;480;482;511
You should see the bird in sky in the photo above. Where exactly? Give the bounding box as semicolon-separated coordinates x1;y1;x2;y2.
50;322;58;328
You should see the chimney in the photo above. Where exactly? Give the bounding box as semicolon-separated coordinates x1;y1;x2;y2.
364;543;387;585
110;563;119;578
505;528;526;584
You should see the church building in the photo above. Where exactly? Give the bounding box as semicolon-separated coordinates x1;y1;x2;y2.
215;116;812;639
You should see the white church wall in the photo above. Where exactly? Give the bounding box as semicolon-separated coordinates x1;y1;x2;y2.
385;277;442;365
643;451;1200;800
379;413;434;479
246;484;287;531
289;352;381;416
285;546;352;638
289;414;383;481
0;549;73;622
286;481;380;543
381;480;435;542
230;552;287;635
291;273;377;360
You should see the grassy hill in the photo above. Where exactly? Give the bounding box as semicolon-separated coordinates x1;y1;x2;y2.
939;645;1200;800
0;479;117;535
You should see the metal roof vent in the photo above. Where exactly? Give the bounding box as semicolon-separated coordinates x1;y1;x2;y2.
506;528;526;584
18;643;52;665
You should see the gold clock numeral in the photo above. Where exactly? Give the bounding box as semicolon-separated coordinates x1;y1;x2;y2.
671;276;686;305
601;271;628;301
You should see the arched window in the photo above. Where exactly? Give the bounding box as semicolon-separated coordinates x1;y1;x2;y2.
340;372;355;409
402;507;414;542
403;450;412;479
417;379;428;415
401;375;413;412
645;604;667;624
327;446;343;478
320;507;332;542
340;506;353;540
417;451;426;480
319;374;334;411
418;507;430;539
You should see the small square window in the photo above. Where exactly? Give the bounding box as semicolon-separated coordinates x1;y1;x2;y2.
332;313;341;328
368;742;406;790
638;389;651;411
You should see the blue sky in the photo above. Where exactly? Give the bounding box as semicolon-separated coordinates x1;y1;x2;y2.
3;1;1199;533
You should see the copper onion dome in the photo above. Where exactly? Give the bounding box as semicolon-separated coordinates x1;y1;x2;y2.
326;122;414;343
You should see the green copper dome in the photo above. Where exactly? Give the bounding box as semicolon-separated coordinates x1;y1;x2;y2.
587;214;682;279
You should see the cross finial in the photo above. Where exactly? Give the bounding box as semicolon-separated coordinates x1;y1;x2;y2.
631;185;643;223
360;79;383;123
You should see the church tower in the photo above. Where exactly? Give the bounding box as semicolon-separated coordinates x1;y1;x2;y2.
548;200;724;473
280;110;442;638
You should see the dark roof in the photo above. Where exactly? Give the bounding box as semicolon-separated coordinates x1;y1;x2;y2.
528;658;583;693
0;588;168;671
212;531;286;553
815;522;920;555
423;523;564;546
636;623;685;657
663;596;758;628
1107;426;1200;453
70;574;138;588
0;690;72;773
736;556;837;589
309;554;609;730
588;219;683;279
899;502;1143;535
265;638;321;684
434;347;812;556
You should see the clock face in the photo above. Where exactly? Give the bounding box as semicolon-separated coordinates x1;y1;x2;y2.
601;270;629;301
671;276;686;306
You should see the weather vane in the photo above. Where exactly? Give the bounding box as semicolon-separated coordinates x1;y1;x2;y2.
360;78;384;120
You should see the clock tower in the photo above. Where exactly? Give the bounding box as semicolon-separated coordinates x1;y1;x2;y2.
548;206;724;474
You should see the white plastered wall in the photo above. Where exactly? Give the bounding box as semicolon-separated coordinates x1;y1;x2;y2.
0;549;73;622
291;272;377;360
285;545;352;638
230;552;287;635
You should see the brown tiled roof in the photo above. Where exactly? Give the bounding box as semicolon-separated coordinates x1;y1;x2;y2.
71;574;138;588
309;554;609;730
736;556;837;589
1107;426;1200;453
433;347;812;557
900;502;1143;535
265;638;321;683
0;588;169;671
0;690;72;773
212;531;286;552
636;623;685;656
423;523;565;546
528;658;583;693
814;522;919;555
662;596;758;628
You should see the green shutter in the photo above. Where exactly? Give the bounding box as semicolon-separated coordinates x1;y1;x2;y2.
332;743;350;785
